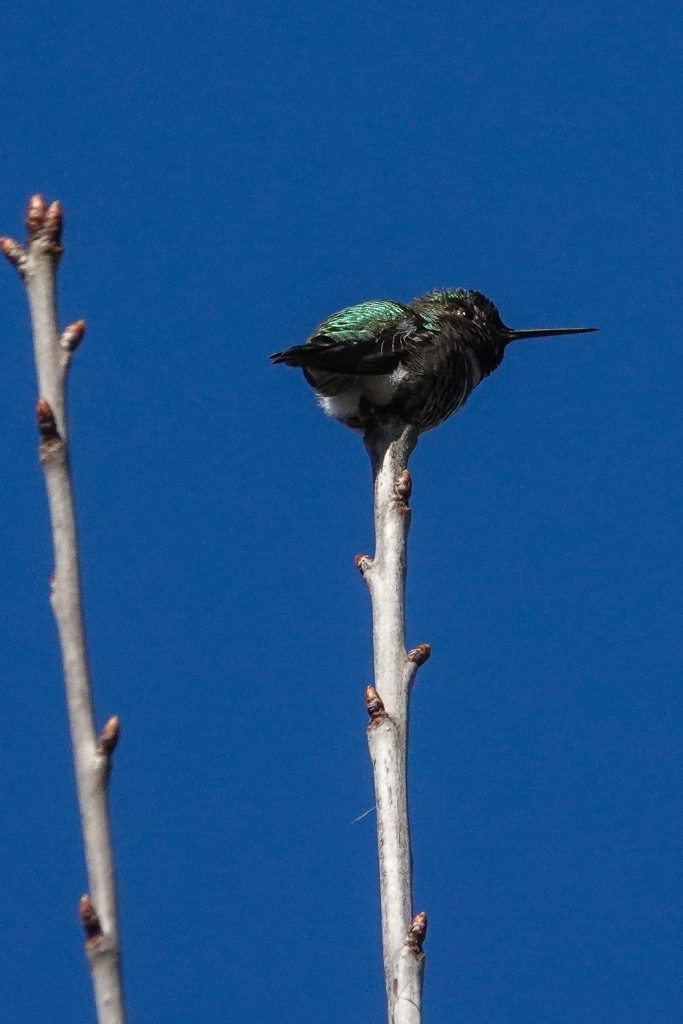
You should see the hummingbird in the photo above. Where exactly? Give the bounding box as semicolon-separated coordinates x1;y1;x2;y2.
270;288;596;433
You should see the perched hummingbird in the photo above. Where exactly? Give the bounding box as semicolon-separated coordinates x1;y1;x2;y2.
270;288;596;433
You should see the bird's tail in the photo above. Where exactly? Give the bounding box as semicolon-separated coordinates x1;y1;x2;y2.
269;344;312;366
270;341;402;375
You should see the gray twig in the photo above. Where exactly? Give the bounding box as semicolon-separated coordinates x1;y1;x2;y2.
360;418;429;1024
2;197;126;1024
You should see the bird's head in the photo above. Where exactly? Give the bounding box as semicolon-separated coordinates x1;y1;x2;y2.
413;288;597;348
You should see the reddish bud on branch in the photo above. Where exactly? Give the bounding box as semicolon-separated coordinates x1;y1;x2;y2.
365;685;387;721
394;469;412;503
26;194;47;234
98;716;120;757
407;643;431;667
0;236;26;269
406;910;427;954
36;398;59;440
61;320;86;352
44;201;63;245
79;894;103;947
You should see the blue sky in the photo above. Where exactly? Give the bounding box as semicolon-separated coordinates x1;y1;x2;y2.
0;1;681;1021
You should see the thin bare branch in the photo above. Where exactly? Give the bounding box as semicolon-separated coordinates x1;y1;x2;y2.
362;418;428;1024
4;197;126;1024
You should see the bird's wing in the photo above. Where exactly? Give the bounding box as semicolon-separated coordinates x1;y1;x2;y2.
270;300;440;374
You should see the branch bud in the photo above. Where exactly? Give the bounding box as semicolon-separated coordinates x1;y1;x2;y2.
0;236;26;270
365;685;387;721
98;715;120;756
407;643;431;667
26;194;47;234
36;398;60;440
44;201;63;245
394;469;412;503
406;910;427;954
60;319;86;352
79;894;103;948
355;554;373;574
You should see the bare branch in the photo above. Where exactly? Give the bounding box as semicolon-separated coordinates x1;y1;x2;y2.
4;197;126;1024
362;418;428;1024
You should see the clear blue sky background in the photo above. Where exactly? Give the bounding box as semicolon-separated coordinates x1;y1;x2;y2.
0;2;680;1022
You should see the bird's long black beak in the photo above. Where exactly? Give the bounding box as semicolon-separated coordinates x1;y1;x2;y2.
507;326;598;342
